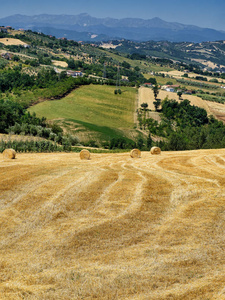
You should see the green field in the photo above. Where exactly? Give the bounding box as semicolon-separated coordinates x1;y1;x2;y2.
28;84;137;142
143;74;177;85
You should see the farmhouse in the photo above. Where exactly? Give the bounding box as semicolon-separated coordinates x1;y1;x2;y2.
0;26;7;33
121;75;129;82
143;83;152;87
162;84;180;92
66;70;83;77
184;90;195;95
169;84;180;89
166;87;175;92
1;52;13;60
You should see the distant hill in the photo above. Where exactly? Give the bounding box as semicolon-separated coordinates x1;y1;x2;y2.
1;13;225;43
104;40;225;71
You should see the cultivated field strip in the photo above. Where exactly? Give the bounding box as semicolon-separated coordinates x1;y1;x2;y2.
138;86;212;115
0;150;225;299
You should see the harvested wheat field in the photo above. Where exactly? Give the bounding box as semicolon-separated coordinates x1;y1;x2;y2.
52;60;68;68
0;38;28;46
0;150;225;299
138;86;211;114
138;86;225;123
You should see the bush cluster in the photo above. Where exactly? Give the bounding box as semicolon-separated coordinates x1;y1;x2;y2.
197;94;225;104
177;78;219;89
140;98;225;151
0;99;80;151
108;137;136;150
0;139;65;153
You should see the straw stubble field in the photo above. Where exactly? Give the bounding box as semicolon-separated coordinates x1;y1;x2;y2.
138;86;225;122
0;150;225;299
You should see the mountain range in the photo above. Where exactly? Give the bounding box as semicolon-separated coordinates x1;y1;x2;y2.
1;13;225;43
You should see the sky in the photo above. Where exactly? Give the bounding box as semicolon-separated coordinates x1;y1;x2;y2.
0;0;225;31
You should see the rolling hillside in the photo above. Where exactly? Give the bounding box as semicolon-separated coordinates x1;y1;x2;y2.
1;28;225;149
108;40;225;71
28;84;138;143
1;149;225;299
1;27;225;300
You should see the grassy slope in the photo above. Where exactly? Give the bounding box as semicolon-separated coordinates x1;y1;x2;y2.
28;84;137;141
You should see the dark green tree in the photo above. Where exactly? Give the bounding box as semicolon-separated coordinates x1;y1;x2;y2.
177;91;183;99
153;98;161;111
141;103;148;110
153;84;159;100
137;137;144;149
147;134;153;148
67;59;76;69
121;61;131;69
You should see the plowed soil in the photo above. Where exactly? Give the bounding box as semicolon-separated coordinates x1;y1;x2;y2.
0;150;225;299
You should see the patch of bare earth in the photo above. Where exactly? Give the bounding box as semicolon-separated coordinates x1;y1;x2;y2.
0;149;225;299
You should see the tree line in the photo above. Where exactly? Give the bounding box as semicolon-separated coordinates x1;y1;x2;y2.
0;99;80;152
138;98;225;151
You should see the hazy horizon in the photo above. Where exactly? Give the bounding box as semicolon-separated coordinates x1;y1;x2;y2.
0;0;225;31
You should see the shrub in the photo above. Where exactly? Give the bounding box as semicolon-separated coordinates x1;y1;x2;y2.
0;139;63;153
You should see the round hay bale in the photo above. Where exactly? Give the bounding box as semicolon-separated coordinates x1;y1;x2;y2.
3;148;16;159
80;149;91;160
130;148;141;158
150;146;161;155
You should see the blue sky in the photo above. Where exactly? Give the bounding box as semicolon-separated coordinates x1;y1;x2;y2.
1;0;225;31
